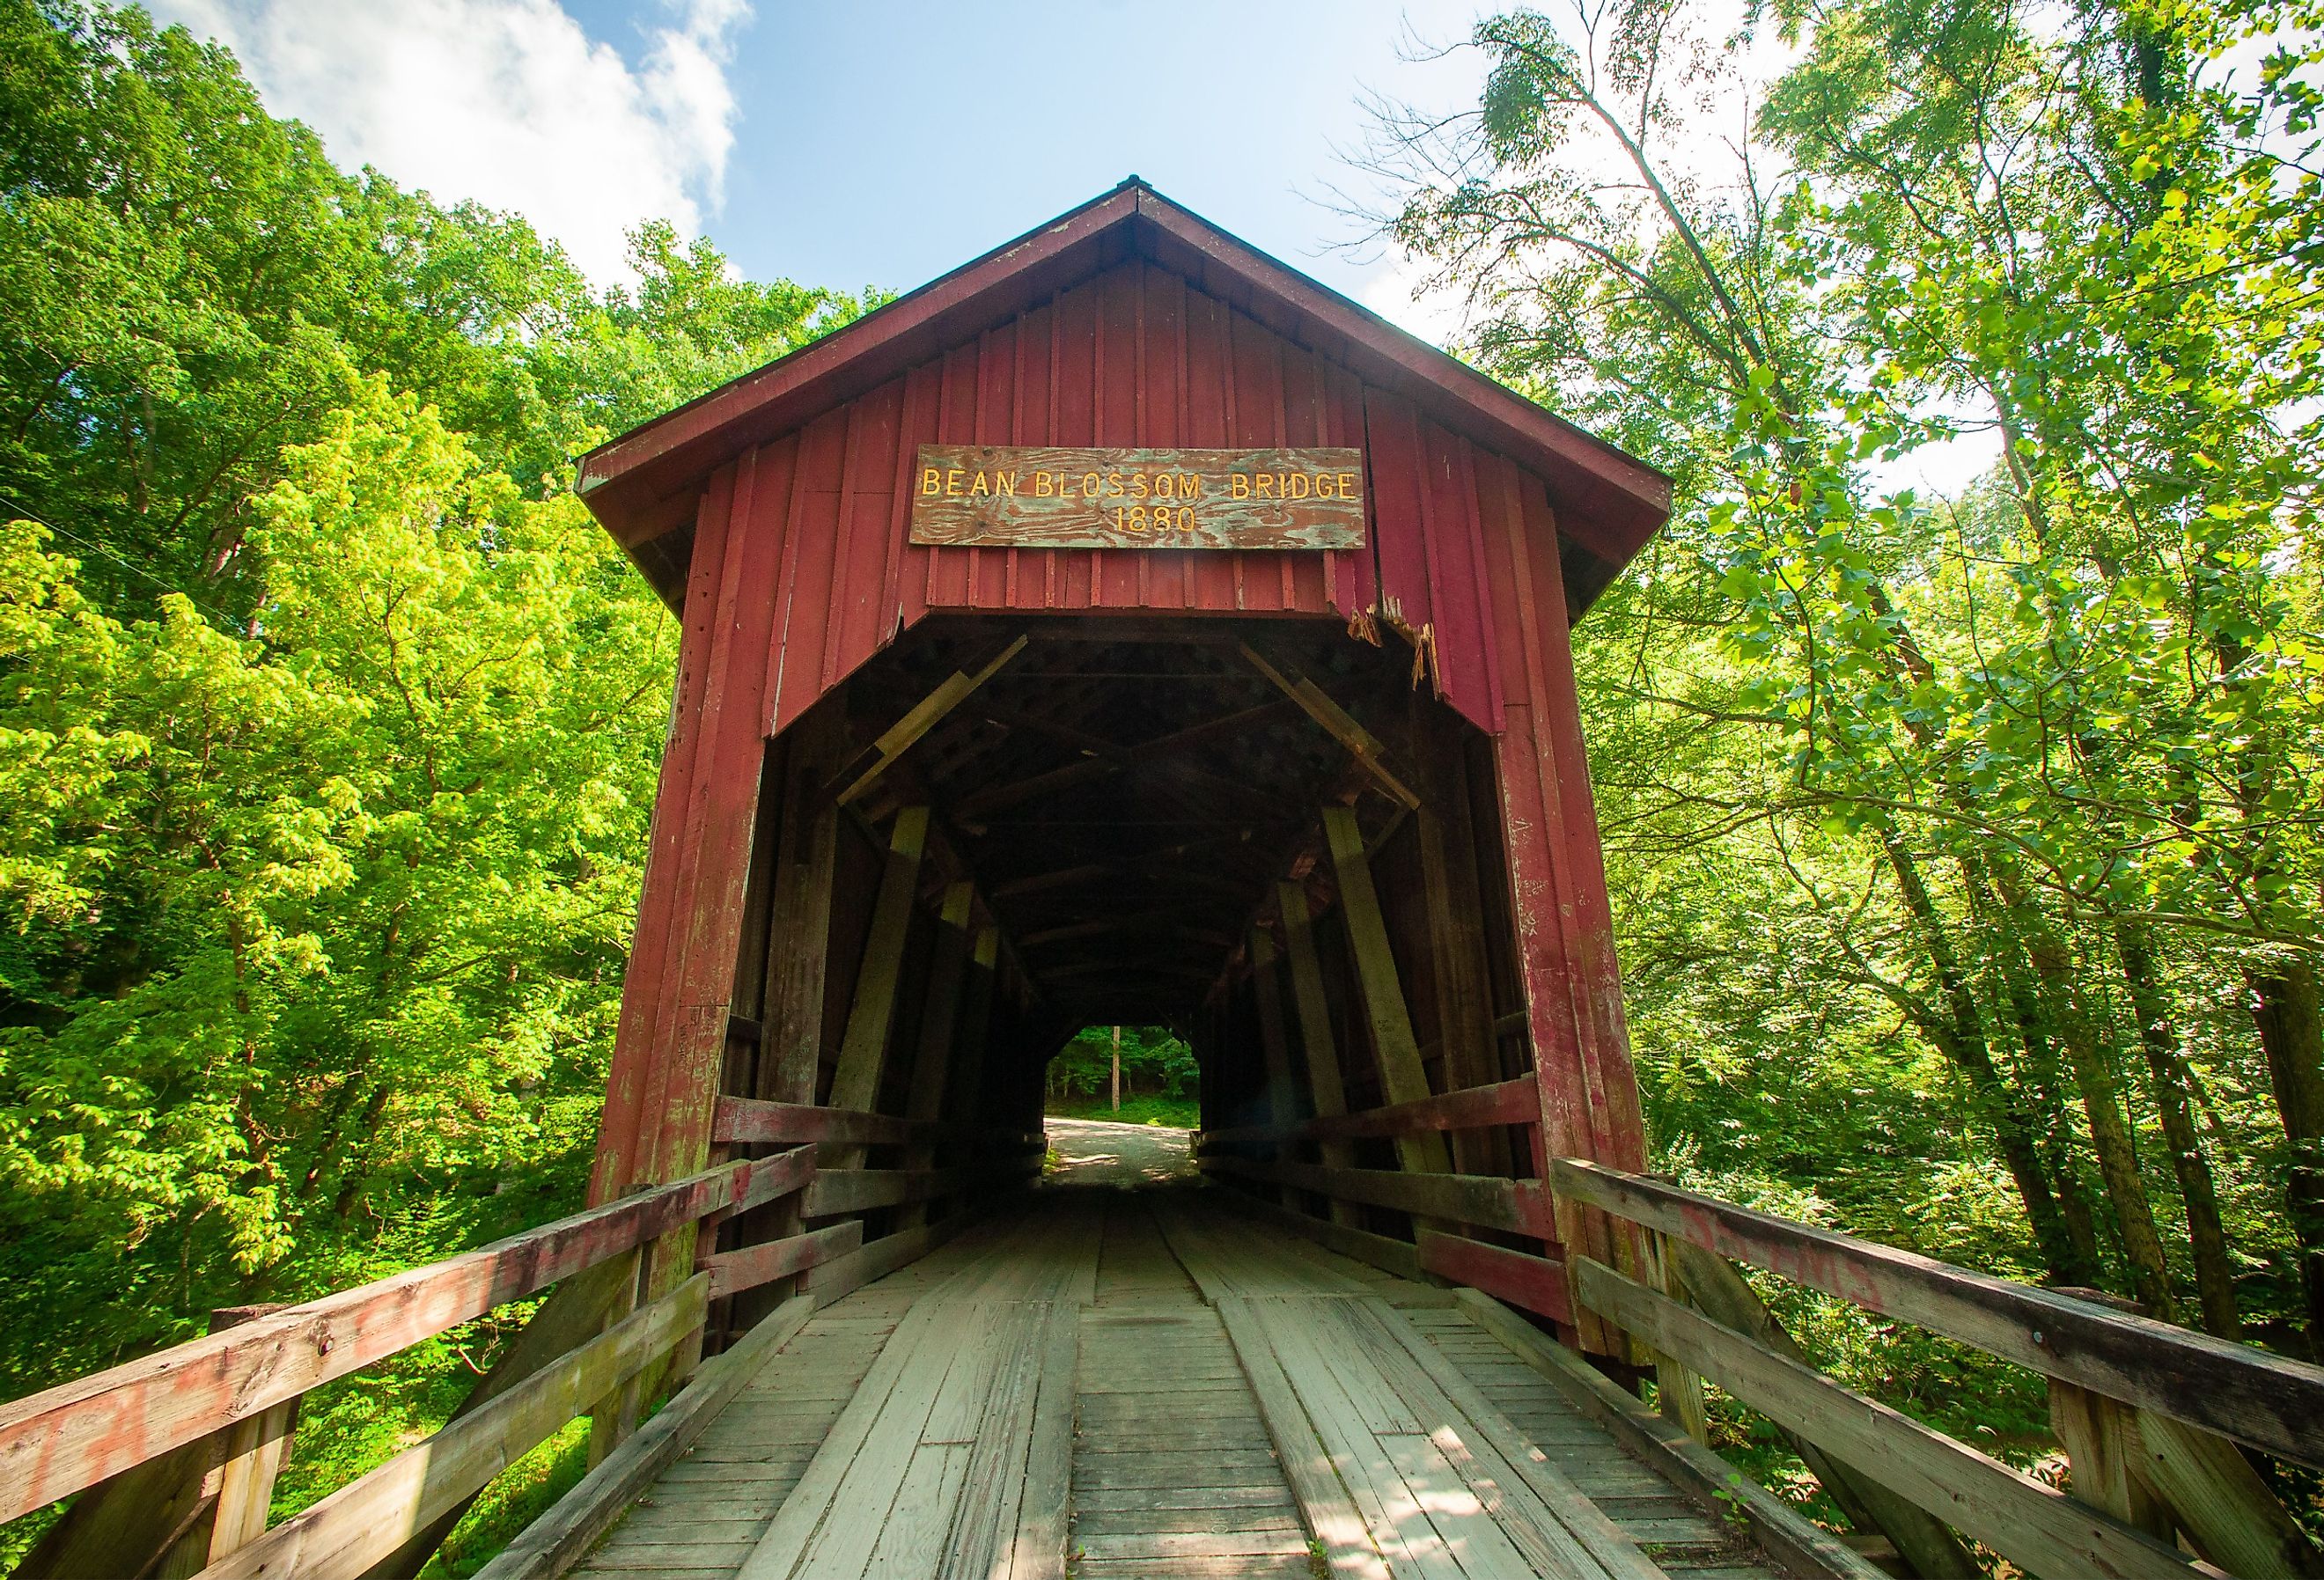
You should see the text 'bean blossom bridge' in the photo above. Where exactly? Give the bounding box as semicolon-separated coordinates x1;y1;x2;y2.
5;181;2320;1580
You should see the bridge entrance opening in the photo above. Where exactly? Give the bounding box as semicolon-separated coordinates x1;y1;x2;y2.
674;612;1548;1310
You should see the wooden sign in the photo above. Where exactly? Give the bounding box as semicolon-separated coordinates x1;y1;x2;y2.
908;445;1365;551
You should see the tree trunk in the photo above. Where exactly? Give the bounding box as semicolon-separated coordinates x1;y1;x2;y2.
2117;920;2239;1337
2249;960;2324;1347
2009;915;2181;1321
1880;829;2084;1282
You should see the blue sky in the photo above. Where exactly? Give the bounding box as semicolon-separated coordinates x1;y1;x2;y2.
156;0;1494;336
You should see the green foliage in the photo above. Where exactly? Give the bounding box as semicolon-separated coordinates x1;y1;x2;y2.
0;1;878;1565
1381;0;2324;1524
1044;1025;1199;1103
1046;1094;1203;1129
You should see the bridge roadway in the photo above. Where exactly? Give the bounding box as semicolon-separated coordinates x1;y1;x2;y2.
565;1159;1799;1580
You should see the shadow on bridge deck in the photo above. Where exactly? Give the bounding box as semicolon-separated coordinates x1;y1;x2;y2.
562;1157;1807;1580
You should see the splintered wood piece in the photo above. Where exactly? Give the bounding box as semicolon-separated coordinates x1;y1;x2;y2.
836;637;1028;805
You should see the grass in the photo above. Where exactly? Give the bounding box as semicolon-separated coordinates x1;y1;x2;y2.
1044;1093;1199;1128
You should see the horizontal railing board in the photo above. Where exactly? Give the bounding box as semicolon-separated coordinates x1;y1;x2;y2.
701;1222;862;1301
471;1292;816;1580
712;1096;1044;1154
802;1157;1039;1218
1201;1156;1553;1238
1198;1077;1539;1149
1548;1157;2324;1469
1416;1232;1573;1326
199;1275;709;1580
1225;1190;1423;1282
1457;1289;1889;1580
0;1160;754;1522
718;1147;817;1222
1573;1258;2209;1580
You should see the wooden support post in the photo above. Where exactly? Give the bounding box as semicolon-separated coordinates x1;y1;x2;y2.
1320;806;1453;1180
759;707;845;1108
1410;710;1511;1179
1247;932;1303;1135
2050;1378;2174;1542
1247;931;1304;1209
1644;1232;1709;1446
898;883;975;1228
824;805;931;1169
1277;881;1359;1230
203;1395;297;1567
945;928;1000;1132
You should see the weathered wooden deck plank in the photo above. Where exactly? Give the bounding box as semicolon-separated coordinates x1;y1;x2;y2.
549;1185;1846;1580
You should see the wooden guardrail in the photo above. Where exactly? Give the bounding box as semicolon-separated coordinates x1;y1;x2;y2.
1195;1075;1578;1324
0;1104;1041;1580
1200;1078;2324;1580
1548;1158;2324;1580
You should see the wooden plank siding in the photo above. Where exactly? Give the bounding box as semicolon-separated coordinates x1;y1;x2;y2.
584;242;1654;1218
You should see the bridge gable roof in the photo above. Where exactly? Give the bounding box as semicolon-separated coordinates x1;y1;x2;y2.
574;179;1669;620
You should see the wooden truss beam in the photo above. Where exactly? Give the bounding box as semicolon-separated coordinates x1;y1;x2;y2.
1238;643;1419;810
834;636;1027;805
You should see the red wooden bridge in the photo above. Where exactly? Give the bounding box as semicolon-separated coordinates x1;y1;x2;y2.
4;181;2320;1580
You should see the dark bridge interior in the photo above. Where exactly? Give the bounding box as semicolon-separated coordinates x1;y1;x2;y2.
676;612;1551;1353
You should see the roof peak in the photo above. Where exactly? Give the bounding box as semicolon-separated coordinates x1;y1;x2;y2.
577;180;1668;608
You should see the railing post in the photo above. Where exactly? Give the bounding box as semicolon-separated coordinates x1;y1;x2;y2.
1644;1230;1710;1444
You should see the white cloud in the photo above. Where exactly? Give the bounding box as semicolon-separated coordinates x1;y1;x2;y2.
151;0;750;283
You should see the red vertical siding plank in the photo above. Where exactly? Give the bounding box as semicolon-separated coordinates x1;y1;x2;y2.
1323;361;1377;619
891;364;944;636
817;398;872;689
1183;288;1236;612
923;342;981;611
768;411;849;731
1526;483;1646;1175
1052;279;1098;606
838;378;907;680
1135;259;1188;607
1096;264;1142;608
589;463;738;1204
1012;299;1056;611
1227;311;1276;610
643;437;792;1185
971;322;1017;607
1280;346;1331;613
1416;418;1499;729
1364;388;1433;638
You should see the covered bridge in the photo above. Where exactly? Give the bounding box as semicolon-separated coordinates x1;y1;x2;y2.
6;182;2318;1580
